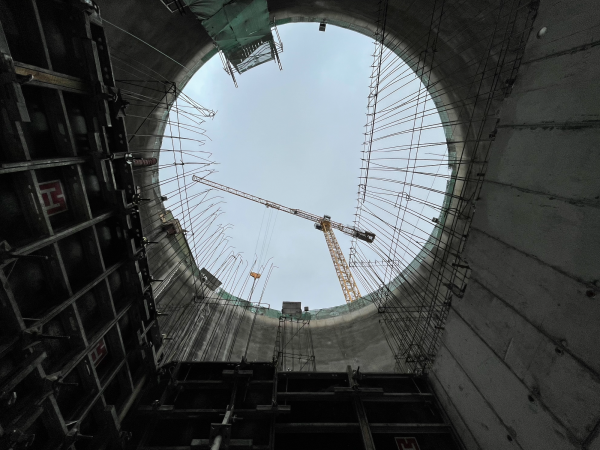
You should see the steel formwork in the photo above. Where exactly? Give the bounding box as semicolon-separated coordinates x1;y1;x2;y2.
0;1;164;449
121;361;462;450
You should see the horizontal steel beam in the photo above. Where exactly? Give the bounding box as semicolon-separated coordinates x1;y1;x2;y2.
137;407;289;417
191;439;253;449
276;392;433;402
0;156;89;174
370;423;451;434
275;423;451;434
140;446;269;450
24;260;125;330
14;62;89;94
278;372;347;379
174;380;273;389
13;212;115;255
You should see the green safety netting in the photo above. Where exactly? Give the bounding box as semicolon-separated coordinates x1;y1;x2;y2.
184;0;278;73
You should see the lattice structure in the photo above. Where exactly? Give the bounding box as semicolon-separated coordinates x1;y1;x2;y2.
321;221;361;304
351;0;538;374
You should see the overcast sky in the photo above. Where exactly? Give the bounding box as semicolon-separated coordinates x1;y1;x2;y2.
162;23;444;310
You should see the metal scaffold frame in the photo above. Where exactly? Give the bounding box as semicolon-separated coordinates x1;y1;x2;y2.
273;313;316;372
351;0;538;374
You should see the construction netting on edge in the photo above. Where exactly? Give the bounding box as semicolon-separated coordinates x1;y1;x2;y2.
184;0;279;74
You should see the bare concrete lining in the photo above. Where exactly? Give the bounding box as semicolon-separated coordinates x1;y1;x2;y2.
95;0;600;448
96;0;489;371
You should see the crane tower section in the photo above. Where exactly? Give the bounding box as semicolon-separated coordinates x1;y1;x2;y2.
316;218;362;303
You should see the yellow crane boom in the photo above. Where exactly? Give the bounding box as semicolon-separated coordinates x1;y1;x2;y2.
191;175;375;303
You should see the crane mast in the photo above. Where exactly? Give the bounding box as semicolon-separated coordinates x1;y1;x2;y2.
319;219;362;303
192;175;374;303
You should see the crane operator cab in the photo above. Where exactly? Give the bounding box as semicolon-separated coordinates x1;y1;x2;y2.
314;215;376;243
314;214;332;231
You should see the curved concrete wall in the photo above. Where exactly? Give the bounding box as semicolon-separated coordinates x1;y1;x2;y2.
226;303;396;371
95;0;600;448
95;0;496;371
429;1;600;448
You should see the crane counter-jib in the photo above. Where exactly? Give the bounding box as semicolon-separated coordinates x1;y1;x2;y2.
191;175;376;243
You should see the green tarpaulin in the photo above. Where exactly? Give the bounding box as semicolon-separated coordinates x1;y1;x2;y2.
184;0;278;73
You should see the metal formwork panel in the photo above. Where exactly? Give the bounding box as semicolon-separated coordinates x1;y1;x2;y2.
0;1;162;449
119;361;463;450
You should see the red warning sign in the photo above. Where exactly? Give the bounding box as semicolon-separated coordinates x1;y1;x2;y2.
395;437;421;450
38;179;68;216
90;338;108;367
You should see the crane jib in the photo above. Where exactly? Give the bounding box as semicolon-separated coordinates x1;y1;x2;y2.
191;175;376;243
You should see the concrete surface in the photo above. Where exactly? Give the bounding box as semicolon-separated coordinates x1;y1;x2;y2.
429;0;600;448
94;0;600;448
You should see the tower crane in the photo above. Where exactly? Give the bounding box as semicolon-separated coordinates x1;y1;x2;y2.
192;175;375;303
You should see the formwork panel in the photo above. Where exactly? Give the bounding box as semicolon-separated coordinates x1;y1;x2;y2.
103;364;129;412
4;248;69;318
0;2;160;449
278;373;349;392
57;229;104;291
94;328;122;384
20;87;62;159
54;370;87;421
274;433;363;450
76;287;110;339
40;310;83;373
80;162;109;216
0;172;50;242
35;0;87;78
364;401;444;424
0;0;48;68
0;173;39;244
26;416;52;450
276;400;356;423
61;92;92;154
118;310;139;353
95;219;128;267
373;434;459;450
35;166;85;229
121;362;462;450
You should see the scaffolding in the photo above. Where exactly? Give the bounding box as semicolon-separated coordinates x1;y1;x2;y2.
184;0;283;86
273;306;316;372
351;0;538;374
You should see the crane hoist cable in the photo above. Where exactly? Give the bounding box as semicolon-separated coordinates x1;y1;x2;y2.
192;175;376;303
